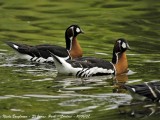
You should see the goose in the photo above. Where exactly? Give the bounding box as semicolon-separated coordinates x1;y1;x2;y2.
5;25;84;63
51;38;130;77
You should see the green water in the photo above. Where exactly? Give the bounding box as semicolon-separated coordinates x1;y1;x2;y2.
0;0;160;120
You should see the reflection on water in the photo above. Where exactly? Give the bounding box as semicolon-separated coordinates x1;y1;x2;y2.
0;50;159;119
119;101;160;119
0;0;160;120
0;52;133;118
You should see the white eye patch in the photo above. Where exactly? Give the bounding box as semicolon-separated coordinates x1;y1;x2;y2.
76;28;81;33
122;42;126;48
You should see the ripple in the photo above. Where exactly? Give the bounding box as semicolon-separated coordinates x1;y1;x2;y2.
26;69;45;72
32;78;53;82
3;6;31;10
0;53;6;55
101;104;118;111
127;79;142;83
127;70;137;75
127;54;141;56
0;96;11;99
0;63;35;67
52;93;131;114
15;15;43;21
0;95;30;100
0;64;13;67
64;93;132;102
101;4;132;8
0;49;8;52
144;60;160;63
16;64;35;67
10;109;24;112
23;94;71;99
59;98;91;106
118;101;160;119
56;75;113;89
54;106;98;114
62;87;94;91
95;52;109;56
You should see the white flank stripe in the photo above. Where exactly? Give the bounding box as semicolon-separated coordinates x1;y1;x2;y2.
77;67;114;77
131;88;136;92
17;53;69;63
36;57;46;63
145;82;157;98
32;57;37;61
46;57;53;62
35;57;41;62
53;55;115;77
13;44;19;49
155;87;160;94
20;54;32;60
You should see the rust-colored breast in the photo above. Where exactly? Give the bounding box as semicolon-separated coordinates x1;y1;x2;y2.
69;38;83;59
114;52;128;75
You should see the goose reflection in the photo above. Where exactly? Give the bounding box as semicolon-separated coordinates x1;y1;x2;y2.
113;75;160;119
118;101;160;119
112;74;128;93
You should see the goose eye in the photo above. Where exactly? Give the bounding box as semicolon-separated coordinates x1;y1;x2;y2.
122;42;126;48
76;28;81;33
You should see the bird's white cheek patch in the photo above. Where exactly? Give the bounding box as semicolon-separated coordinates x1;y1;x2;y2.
122;42;126;48
76;28;80;33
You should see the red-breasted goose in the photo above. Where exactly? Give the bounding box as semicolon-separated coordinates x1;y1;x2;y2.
5;25;84;63
51;38;131;77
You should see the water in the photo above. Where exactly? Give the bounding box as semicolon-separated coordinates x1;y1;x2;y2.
0;0;160;120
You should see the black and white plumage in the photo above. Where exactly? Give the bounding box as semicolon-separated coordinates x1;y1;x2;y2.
5;25;84;63
51;38;130;77
52;55;115;77
124;81;160;102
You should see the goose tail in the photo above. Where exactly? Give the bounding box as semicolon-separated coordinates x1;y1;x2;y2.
49;51;76;75
49;51;62;65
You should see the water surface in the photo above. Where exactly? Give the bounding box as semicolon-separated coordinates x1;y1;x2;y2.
0;0;160;120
